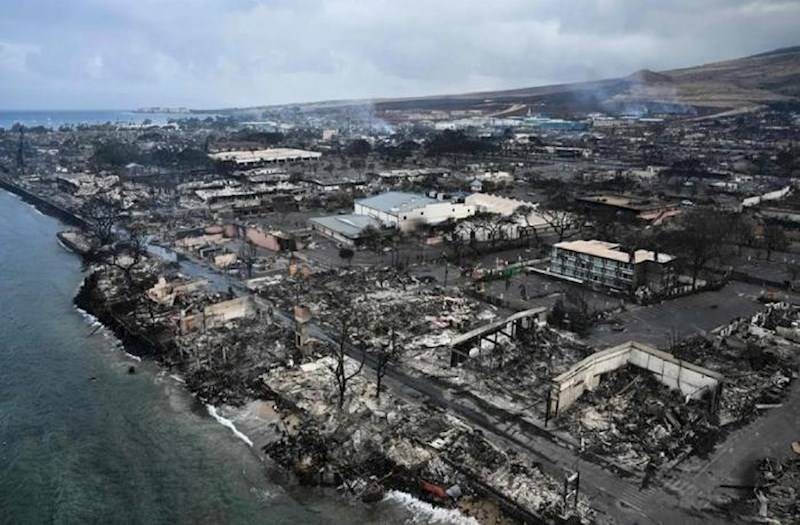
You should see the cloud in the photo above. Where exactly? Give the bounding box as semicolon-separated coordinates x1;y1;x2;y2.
0;0;798;109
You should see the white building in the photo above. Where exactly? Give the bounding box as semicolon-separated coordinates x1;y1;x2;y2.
354;191;475;232
461;193;550;241
208;148;321;167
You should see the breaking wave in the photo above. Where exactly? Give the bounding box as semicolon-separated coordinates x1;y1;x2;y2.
123;351;142;362
75;306;98;325
206;405;254;448
56;237;72;252
384;490;480;525
75;306;140;361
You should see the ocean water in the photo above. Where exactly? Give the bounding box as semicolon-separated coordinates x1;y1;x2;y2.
0;110;183;130
0;190;463;525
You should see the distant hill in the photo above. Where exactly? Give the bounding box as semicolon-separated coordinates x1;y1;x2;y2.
369;46;800;117
215;46;800;118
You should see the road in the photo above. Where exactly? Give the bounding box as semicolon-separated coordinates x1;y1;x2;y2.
173;254;751;524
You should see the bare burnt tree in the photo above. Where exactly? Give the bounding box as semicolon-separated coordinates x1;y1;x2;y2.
373;327;404;401
326;301;366;410
732;213;757;254
461;211;505;252
762;222;788;262
360;225;383;264
108;225;150;292
438;218;463;264
80;194;121;248
665;209;733;290
512;204;542;247
238;242;257;278
338;246;355;267
539;206;579;243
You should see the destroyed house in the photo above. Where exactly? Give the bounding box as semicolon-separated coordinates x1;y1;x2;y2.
550;239;675;293
576;194;680;223
195;187;263;208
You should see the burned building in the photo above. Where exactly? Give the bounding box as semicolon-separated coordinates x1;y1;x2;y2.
576;194;681;223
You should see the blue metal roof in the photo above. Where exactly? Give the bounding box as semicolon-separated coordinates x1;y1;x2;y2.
355;191;436;215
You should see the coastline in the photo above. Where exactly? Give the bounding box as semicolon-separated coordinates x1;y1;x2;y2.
1;183;547;525
72;270;492;524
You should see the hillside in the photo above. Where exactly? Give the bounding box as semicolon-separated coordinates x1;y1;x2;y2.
367;46;800;117
211;46;800;118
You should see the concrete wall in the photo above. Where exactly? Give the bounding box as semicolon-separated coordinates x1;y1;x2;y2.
400;202;475;231
742;185;791;208
176;233;225;249
354;203;399;228
310;222;346;245
214;253;237;268
355;201;475;232
548;341;723;418
245;226;282;251
180;296;257;334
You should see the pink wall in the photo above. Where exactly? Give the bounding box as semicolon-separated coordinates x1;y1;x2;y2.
245;227;281;251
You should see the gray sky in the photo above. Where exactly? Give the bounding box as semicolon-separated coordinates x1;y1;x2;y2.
1;0;799;110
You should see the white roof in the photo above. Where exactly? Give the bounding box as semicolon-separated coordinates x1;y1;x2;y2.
208;148;321;163
465;193;549;228
554;239;674;264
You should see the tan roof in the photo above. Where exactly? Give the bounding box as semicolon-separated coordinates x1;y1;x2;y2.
208;148;321;163
554;239;674;264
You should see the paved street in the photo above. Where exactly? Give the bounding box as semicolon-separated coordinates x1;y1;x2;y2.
177;254;795;524
588;281;800;348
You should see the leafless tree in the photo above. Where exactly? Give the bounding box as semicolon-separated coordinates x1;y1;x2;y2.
326;306;366;410
238;242;257;278
338;246;355;267
762;222;788;262
360;225;384;264
512;204;542;247
732;213;757;254
438;218;464;264
108;225;149;293
665;209;733;290
373;327;405;401
465;211;504;249
539;207;578;243
80;194;121;248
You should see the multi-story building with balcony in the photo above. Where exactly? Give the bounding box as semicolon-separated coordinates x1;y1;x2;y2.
549;239;675;293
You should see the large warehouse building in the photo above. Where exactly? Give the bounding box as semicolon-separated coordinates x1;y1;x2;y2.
208;148;321;167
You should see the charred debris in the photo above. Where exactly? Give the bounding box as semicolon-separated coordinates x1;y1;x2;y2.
4;101;800;524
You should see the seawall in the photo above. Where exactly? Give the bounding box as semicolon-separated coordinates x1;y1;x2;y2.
0;177;88;228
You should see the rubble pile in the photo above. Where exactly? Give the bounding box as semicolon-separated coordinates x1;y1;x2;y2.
562;367;720;473
468;326;591;378
406;325;591;429
76;260;178;353
444;430;596;523
725;457;800;523
262;267;493;348
177;317;295;405
673;304;798;424
262;356;436;485
261;355;596;523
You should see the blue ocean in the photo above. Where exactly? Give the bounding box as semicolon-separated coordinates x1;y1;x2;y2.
0;110;184;130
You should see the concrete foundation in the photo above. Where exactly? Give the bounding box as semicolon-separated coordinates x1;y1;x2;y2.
547;341;723;420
